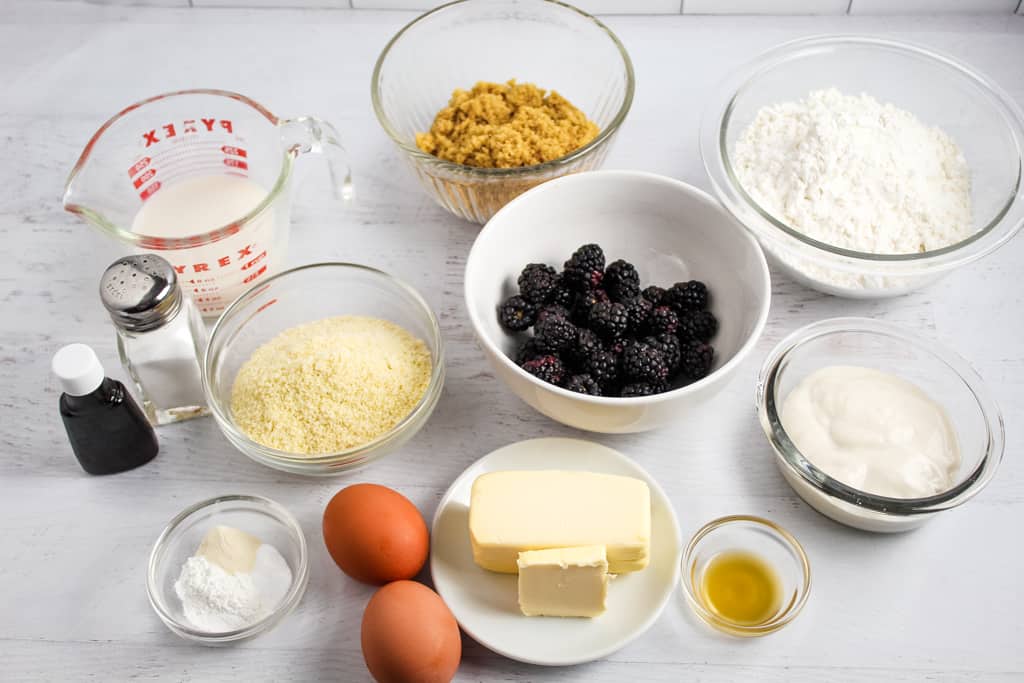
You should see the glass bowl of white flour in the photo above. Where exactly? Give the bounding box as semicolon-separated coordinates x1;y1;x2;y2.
701;35;1024;298
147;495;310;645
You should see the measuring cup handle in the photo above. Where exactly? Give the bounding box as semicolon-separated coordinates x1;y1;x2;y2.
281;116;354;201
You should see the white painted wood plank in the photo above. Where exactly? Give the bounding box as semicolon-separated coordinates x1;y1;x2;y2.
1;5;1023;681
684;0;849;14
351;0;682;12
849;0;1018;13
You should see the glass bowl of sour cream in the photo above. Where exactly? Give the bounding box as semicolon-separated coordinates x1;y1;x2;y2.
756;317;1004;532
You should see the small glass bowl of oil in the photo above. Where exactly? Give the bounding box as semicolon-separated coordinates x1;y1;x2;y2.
680;515;810;637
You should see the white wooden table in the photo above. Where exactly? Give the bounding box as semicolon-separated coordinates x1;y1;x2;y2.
2;3;1022;680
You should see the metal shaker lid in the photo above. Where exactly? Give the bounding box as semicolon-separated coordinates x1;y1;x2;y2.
100;254;181;332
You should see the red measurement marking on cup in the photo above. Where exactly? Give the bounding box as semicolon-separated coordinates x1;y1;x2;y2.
223;158;248;171
256;298;279;314
139;181;161;201
128;157;151;177
221;145;247;158
243;265;268;284
132;169;156;189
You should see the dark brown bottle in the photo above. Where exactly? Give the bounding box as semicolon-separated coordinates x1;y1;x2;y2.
53;343;158;475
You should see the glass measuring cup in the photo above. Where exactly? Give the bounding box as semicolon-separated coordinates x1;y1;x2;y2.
63;89;352;317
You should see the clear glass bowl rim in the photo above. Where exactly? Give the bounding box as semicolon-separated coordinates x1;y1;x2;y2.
145;494;310;643
756;317;1005;516
370;0;636;178
700;34;1024;269
680;514;811;636
202;261;446;466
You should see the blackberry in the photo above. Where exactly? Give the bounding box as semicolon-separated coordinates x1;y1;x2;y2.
622;341;670;384
533;315;577;354
644;333;681;374
667;280;709;312
641;285;667;306
604;259;641;302
588;301;629;341
646;305;680;336
583;348;620;389
518;263;558;304
565;374;602;396
565;328;602;372
521;355;567;386
562;243;605;292
498;295;536;332
678;310;718;343
536;304;571;324
624;296;653;334
571;288;610;326
515;338;544;364
680;340;714;380
548;277;575;308
620;382;667;398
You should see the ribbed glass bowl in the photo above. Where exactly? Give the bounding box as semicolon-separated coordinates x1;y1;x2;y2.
203;263;445;476
757;318;1004;532
147;495;309;646
372;0;634;224
701;35;1024;298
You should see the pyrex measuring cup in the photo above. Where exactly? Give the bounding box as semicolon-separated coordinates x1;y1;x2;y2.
63;89;351;317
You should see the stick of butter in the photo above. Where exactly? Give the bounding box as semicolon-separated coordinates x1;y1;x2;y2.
517;545;609;618
468;470;650;574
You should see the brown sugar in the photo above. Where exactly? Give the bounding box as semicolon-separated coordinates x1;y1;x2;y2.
415;80;600;169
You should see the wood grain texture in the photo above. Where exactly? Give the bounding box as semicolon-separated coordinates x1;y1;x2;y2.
1;4;1022;681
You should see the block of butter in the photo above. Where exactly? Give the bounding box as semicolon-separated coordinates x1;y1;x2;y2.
517;545;609;618
468;470;651;574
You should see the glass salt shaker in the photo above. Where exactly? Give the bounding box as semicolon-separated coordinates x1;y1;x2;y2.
100;254;209;425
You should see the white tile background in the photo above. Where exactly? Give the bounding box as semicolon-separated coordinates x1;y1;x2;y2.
66;0;1024;13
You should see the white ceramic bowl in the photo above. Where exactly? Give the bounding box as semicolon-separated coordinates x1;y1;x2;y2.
464;170;771;433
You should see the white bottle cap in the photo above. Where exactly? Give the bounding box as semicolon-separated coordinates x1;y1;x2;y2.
52;343;105;397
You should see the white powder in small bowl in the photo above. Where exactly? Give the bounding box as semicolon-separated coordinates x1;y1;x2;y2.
173;543;293;633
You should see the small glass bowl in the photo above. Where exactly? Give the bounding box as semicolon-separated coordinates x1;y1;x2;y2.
701;35;1024;298
146;495;309;646
372;0;634;224
204;262;446;476
680;515;810;638
757;318;1005;532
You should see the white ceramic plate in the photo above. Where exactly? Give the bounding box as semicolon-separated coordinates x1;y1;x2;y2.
430;437;682;666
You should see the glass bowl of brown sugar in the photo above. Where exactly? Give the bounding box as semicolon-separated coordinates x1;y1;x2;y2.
371;0;635;224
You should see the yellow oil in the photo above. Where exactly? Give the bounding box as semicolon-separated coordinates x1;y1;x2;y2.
700;550;782;626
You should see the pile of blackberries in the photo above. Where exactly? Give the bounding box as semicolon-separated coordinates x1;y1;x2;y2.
497;244;717;397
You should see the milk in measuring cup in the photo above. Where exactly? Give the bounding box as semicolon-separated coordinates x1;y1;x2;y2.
131;175;275;316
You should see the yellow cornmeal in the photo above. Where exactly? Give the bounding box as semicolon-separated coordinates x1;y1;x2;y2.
416;80;600;169
230;316;432;455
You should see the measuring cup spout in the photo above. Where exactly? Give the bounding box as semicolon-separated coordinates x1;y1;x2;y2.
280;116;354;202
62;126;124;239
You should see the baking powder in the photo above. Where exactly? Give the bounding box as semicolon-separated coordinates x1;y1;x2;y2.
174;543;293;632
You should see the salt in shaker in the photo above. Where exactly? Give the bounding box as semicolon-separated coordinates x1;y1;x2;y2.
100;254;209;425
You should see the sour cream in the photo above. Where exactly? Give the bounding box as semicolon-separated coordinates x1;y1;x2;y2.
780;365;960;499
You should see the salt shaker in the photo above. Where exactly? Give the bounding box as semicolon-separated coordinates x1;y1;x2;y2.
100;254;209;425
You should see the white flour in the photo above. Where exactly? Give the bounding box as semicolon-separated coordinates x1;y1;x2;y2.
174;543;292;632
733;88;973;287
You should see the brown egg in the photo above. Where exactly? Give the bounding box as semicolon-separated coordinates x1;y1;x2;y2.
322;483;429;585
361;581;461;683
